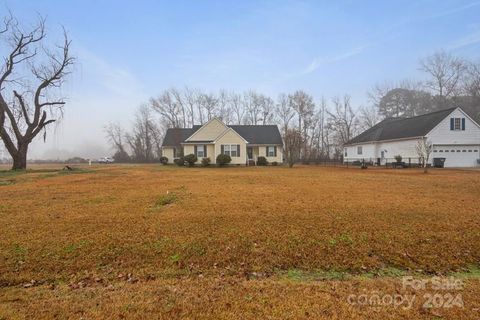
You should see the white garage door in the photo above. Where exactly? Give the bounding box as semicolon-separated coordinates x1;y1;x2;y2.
433;145;480;167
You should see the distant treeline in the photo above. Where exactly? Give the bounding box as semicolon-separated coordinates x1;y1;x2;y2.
105;50;480;163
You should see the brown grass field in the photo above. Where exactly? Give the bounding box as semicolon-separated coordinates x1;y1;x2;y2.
0;164;479;319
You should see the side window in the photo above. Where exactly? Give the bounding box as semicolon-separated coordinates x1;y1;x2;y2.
344;148;347;157
223;144;231;156
357;146;363;155
196;145;205;157
230;145;238;157
267;146;275;157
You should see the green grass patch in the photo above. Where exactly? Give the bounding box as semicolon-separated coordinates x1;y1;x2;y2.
283;269;351;282
0;180;14;186
155;193;177;208
450;265;480;279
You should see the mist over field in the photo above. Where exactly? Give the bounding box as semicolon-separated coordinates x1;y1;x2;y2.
1;1;479;161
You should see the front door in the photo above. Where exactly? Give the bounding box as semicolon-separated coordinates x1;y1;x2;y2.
247;147;253;160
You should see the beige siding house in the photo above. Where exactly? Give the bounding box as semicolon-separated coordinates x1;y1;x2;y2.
161;118;283;165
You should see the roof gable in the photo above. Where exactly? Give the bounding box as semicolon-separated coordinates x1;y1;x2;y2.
162;122;284;147
185;118;227;142
347;107;457;145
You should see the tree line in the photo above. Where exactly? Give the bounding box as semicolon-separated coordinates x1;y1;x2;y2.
106;50;480;163
1;14;479;169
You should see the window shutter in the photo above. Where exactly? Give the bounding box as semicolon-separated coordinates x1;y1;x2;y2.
173;147;176;158
274;146;277;157
462;118;465;130
450;118;454;130
194;145;197;156
221;145;224;154
204;145;207;157
237;145;240;157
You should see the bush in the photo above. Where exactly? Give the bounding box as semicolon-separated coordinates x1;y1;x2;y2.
201;157;211;167
184;154;197;167
216;154;232;166
271;161;278;166
394;155;403;163
174;156;185;166
257;156;268;166
160;156;168;165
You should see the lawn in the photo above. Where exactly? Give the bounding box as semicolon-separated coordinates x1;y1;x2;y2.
0;164;479;319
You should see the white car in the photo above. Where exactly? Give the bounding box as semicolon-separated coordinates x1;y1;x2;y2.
98;157;114;164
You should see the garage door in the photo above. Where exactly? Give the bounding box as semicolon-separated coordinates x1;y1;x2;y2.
433;145;480;167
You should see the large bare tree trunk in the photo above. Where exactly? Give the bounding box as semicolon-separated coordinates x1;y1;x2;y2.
0;14;73;170
11;145;28;170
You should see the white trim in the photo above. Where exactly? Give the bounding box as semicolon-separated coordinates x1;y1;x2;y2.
344;136;424;146
345;107;480;147
184;117;228;142
426;107;480;136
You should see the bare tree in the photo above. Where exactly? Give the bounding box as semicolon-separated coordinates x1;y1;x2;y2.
275;93;294;136
104;122;130;162
419;51;466;100
198;92;218;121
288;90;315;158
284;128;302;168
327;95;358;147
126;105;162;162
368;81;394;109
150;91;181;128
184;87;200;125
230;92;244;125
0;14;74;169
170;88;187;128
464;61;480;98
415;138;432;173
359;105;380;131
217;89;231;124
244;91;262;125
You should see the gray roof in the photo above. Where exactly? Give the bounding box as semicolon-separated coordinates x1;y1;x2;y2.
162;128;197;147
162;124;283;146
228;125;283;145
347;107;457;145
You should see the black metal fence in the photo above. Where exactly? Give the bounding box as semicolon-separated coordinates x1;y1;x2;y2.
295;157;427;168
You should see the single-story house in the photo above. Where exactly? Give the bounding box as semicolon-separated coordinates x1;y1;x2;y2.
344;107;480;168
161;118;284;165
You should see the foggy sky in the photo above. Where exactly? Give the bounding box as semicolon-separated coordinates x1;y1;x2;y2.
1;0;479;160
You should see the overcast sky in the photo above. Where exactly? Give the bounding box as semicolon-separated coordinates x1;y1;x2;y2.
1;0;480;159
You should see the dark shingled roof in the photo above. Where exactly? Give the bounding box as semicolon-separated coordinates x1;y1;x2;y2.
347;107;457;145
162;124;283;146
162;128;198;147
228;125;283;145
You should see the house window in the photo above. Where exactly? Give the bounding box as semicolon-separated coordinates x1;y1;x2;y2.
222;144;240;157
267;146;275;157
344;148;347;157
231;145;238;157
451;117;465;130
196;145;205;158
357;146;363;155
